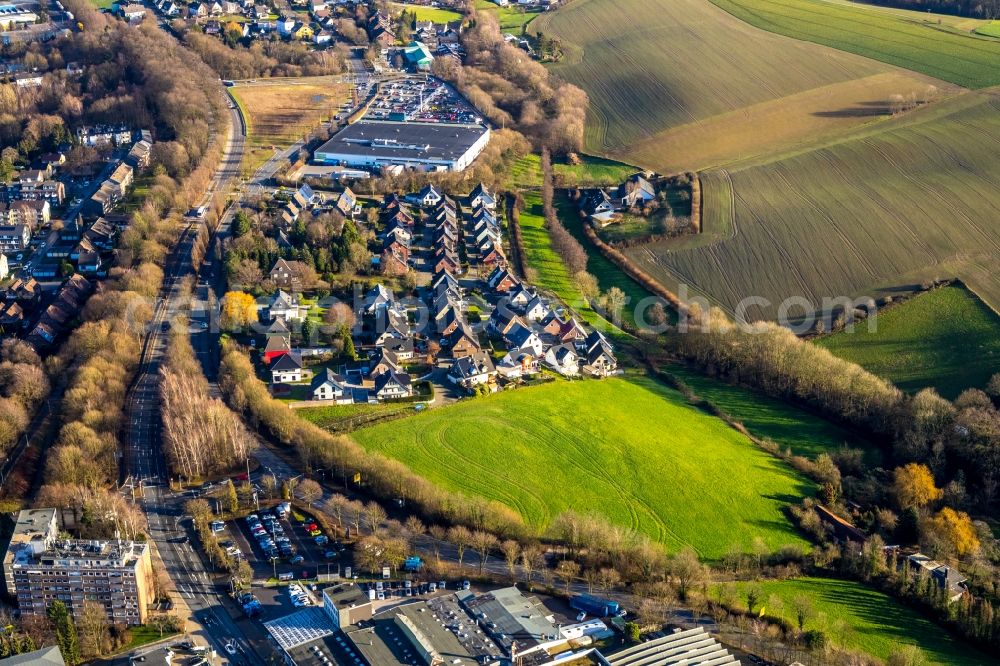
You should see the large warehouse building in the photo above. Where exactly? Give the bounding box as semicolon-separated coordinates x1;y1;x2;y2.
314;120;490;172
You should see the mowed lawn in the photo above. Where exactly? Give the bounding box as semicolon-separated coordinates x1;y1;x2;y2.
816;284;1000;399
474;0;541;30
392;2;462;22
531;0;947;171
662;365;878;461
231;77;348;172
709;0;1000;88
353;377;814;559
626;91;1000;322
721;578;991;665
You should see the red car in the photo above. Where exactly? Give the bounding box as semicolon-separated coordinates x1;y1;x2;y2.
305;522;318;532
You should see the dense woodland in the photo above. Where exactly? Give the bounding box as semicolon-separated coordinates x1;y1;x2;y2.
433;13;587;155
180;27;347;80
1;1;222;177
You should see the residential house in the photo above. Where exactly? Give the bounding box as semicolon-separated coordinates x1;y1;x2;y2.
330;187;356;218
448;351;496;388
0;253;6;280
583;330;617;376
522;295;550;322
362;284;394;315
469;183;496;212
374;370;412;400
496;350;538;379
262;335;291;364
5;278;41;304
447;323;480;358
544;344;579;377
618;173;656;208
269;258;307;290
268;290;303;321
487;266;519;293
311;368;352;403
581;189;616;225
109;163;134;193
487;308;526;338
505;323;545;358
119;3;147;20
413;184;442;208
907;554;967;603
13;72;43;89
270;351;303;383
1;200;50;228
0;301;23;330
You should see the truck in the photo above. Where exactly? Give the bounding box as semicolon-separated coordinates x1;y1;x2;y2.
403;556;423;572
570;594;620;618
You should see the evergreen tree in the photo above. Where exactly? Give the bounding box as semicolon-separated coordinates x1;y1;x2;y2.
341;325;356;360
47;601;80;665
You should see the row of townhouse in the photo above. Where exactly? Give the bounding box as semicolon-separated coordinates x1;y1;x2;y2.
464;183;504;269
377;192;416;276
486;265;617;378
24;274;92;350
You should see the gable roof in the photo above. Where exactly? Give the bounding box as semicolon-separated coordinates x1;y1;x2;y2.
270;351;302;372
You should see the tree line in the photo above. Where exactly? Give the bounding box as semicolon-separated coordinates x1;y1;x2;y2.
161;282;256;480
432;12;587;155
540;148;588;274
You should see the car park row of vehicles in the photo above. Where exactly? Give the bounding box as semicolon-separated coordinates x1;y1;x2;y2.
247;511;297;562
361;579;470;601
287;583;313;608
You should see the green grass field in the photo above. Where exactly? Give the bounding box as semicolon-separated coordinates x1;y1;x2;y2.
625;91;1000;321
721;577;990;665
353;377;813;557
474;0;541;30
392;2;462;22
816;284;1000;399
553;192;658;327
531;0;948;171
517;192;603;326
975;20;1000;37
506;153;637;190
708;0;1000;88
662;365;878;461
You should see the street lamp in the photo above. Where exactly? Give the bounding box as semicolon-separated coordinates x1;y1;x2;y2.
270;556;278;579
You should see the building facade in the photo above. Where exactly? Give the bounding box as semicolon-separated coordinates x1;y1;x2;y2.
12;539;155;625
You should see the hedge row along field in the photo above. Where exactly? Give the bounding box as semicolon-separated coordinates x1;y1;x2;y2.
531;0;951;172
625;91;1000;322
816;284;1000;400
707;0;1000;89
352;377;814;559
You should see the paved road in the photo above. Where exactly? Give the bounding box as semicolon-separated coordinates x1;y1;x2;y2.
121;105;272;665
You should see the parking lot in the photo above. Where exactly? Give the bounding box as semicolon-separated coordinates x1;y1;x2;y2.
223;505;349;583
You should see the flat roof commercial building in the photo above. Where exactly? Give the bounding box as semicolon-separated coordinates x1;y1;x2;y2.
11;539;154;626
314;121;490;173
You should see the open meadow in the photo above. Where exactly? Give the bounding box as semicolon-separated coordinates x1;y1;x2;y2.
720;577;992;665
352;377;814;558
816;283;1000;399
661;365;878;461
474;0;541;30
624;90;1000;321
708;0;1000;88
391;3;462;23
531;0;950;172
230;76;349;174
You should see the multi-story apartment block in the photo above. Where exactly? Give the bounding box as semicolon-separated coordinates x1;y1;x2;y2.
11;538;155;626
2;508;59;597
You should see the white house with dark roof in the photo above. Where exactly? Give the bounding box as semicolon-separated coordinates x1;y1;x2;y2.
270;351;303;383
374;370;412;400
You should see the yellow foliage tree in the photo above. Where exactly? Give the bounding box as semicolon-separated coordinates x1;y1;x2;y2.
220;291;258;331
892;463;942;509
924;507;980;557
